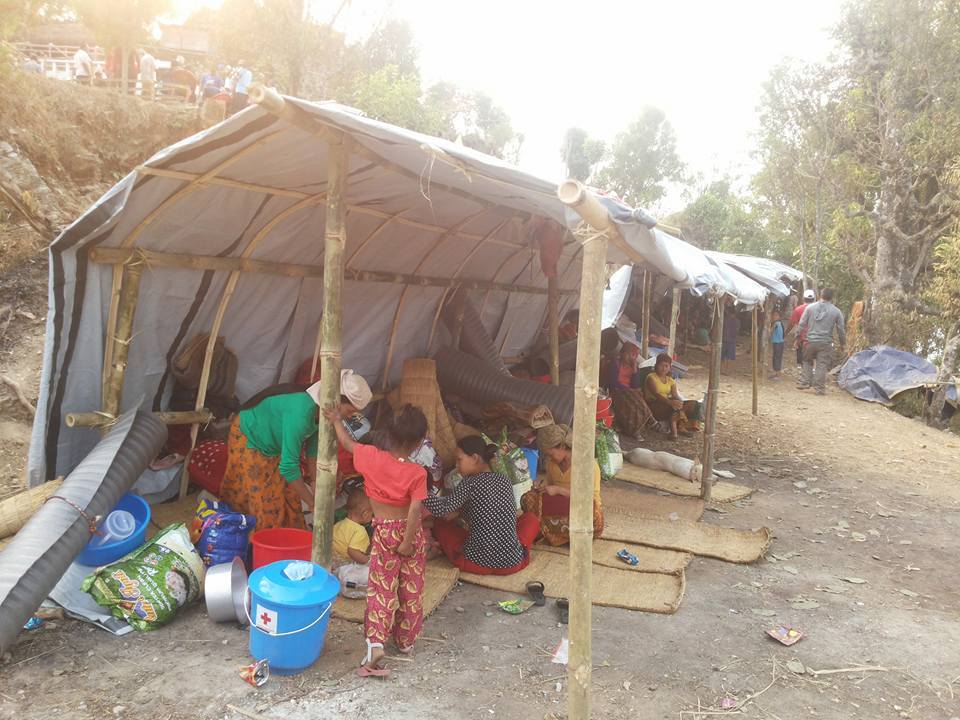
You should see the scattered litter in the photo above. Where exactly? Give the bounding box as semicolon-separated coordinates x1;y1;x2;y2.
616;549;639;566
793;481;808;490
786;659;806;674
551;638;569;665
898;588;919;598
781;565;799;575
750;608;776;617
622;680;631;691
841;577;868;584
720;696;738;709
767;625;803;646
238;659;270;687
851;532;867;542
22;617;43;631
898;540;912;545
714;470;736;479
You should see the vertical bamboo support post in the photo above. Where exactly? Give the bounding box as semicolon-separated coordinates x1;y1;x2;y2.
640;268;652;358
558;180;609;720
548;275;560;385
668;287;681;358
101;257;144;434
313;134;348;568
700;297;725;501
751;306;759;416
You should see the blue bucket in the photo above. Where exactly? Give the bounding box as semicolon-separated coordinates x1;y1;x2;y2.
247;560;340;675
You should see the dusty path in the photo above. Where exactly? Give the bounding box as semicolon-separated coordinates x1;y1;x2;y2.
1;344;959;720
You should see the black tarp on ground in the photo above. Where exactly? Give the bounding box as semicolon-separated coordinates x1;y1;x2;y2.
838;345;957;406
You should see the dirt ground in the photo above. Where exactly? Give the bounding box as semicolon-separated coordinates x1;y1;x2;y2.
2;330;959;720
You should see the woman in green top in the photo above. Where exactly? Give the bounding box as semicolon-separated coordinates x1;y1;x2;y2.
219;370;372;530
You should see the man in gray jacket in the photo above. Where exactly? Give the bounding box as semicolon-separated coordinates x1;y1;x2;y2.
797;288;845;395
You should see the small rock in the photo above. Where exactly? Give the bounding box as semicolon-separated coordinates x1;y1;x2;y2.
112;706;126;716
786;659;806;674
52;668;65;677
482;600;493;606
455;606;464;613
222;639;229;645
622;680;631;691
485;612;493;617
481;645;490;652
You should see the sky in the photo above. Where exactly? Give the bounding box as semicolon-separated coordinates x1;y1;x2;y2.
172;0;843;214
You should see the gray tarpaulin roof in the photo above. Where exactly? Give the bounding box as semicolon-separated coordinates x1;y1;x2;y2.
29;97;769;482
706;250;803;298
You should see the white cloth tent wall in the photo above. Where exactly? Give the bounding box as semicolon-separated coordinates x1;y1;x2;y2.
28;96;767;485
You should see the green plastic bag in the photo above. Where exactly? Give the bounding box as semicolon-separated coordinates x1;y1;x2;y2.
595;422;612;481
483;428;533;486
82;523;205;631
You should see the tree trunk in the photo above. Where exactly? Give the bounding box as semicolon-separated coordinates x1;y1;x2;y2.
798;210;809;293
813;177;823;292
926;320;960;427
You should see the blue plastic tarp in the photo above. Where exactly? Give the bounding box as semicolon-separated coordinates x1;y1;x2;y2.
838;345;955;406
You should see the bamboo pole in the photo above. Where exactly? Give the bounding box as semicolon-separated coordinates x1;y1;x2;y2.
668;287;682;357
100;257;144;434
88;248;570;297
751;306;759;416
313;134;348;569
138;166;551;256
640;268;652;358
700;297;725;501
558;179;608;720
548;275;560;385
102;133;286;387
66;409;214;428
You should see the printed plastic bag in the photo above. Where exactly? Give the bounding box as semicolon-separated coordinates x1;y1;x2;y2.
82;523;205;631
190;497;256;566
336;563;370;599
483;428;533;486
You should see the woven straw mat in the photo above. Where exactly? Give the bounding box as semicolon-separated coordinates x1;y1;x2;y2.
536;539;692;575
601;485;704;521
459;551;685;614
616;463;754;503
603;509;771;564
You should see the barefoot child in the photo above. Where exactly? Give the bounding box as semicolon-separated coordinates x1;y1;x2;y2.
332;489;373;597
323;403;429;677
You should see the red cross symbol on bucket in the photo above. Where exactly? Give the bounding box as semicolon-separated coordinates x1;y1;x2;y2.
255;605;278;635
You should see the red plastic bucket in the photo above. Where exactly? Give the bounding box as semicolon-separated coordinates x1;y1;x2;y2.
250;528;312;569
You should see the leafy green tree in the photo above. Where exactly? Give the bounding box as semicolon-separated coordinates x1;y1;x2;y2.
74;0;171;90
594;107;686;208
678;180;765;255
561;127;605;182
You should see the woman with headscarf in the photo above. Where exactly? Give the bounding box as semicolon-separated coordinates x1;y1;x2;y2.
603;341;654;439
643;353;701;440
219;369;372;530
519;424;604;546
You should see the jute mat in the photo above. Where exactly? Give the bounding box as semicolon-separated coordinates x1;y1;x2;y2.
536;538;692;575
616;464;754;503
602;509;771;564
459;551;685;614
331;560;460;623
601;485;704;521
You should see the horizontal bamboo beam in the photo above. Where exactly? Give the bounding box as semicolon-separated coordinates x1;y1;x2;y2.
66;409;215;428
89;247;576;296
135;165;569;255
556;180;652;268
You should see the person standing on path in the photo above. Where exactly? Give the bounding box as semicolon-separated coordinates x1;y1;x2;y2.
73;43;93;85
788;288;816;370
796;288;845;395
769;310;786;380
138;48;157;100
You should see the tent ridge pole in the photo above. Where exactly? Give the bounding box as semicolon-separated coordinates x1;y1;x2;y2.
100;256;144;435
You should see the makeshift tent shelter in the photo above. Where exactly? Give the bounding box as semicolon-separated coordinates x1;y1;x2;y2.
25;88;776;720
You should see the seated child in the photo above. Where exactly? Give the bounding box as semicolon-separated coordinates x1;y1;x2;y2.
333;488;373;598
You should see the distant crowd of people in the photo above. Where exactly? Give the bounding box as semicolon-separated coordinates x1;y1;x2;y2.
21;42;255;122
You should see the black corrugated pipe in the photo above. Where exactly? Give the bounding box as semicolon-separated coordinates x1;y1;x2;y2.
0;411;166;654
434;346;574;425
441;289;511;375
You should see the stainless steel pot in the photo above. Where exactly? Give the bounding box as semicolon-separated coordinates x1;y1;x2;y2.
204;557;248;624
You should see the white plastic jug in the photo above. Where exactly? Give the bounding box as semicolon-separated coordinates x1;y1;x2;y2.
93;509;136;546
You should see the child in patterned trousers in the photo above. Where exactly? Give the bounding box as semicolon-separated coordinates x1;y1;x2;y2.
324;403;430;677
